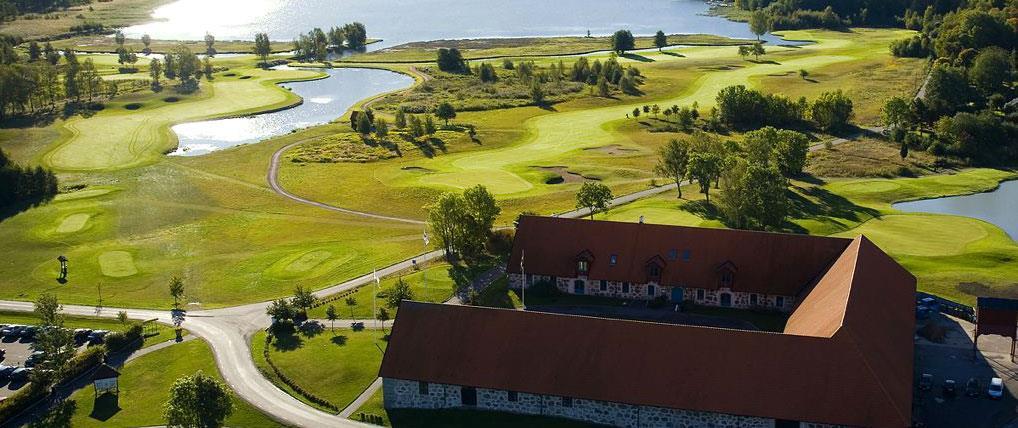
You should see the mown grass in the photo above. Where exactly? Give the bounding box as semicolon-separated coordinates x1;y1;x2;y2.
252;328;387;411
66;338;282;427
0;0;170;40
0;311;178;348
306;263;456;320
343;34;751;63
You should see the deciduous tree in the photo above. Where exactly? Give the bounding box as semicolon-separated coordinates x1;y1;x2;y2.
575;181;613;219
164;371;233;428
655;139;690;198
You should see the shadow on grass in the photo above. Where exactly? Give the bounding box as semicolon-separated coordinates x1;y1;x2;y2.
661;51;685;58
89;394;119;422
621;53;655;62
270;327;305;352
748;59;781;65
31;399;77;428
787;185;881;224
330;335;348;346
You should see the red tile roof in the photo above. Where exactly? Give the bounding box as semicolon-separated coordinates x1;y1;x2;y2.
381;224;915;427
506;216;852;296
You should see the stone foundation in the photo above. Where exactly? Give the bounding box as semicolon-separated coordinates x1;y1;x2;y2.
383;378;840;427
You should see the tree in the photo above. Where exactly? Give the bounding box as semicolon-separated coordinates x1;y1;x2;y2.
356;111;373;136
799;69;809;80
653;30;668;52
436;48;468;73
717;159;789;230
32;294;74;386
344;296;357;318
750;43;765;61
164;371;233;428
743;127;809;177
253;33;271;64
810;90;853;131
597;75;610;97
530;80;545;105
141;34;152;54
749;9;771;41
27;41;40;61
149;58;163;91
686;132;724;204
461;184;501;255
343;22;368;50
202;57;213;79
424;114;437;135
394;108;407;129
969;47;1012;95
386;277;414;309
924;65;971;115
655;139;690;198
291;285;317;316
115;31;126;47
266;298;294;323
204;32;216;57
375;118;389;141
117;311;129;324
611;29;635;54
575;181;613;219
882;96;911;131
435;102;456;125
325;305;338;333
168;276;184;309
427;192;467;254
738;45;750;60
632;107;640;118
376;307;390;332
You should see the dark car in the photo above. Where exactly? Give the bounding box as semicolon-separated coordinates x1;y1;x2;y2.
19;326;37;340
943;379;957;398
965;378;981;397
25;351;45;368
73;328;92;342
87;330;109;345
1;325;23;338
0;365;16;379
919;373;933;391
10;367;31;382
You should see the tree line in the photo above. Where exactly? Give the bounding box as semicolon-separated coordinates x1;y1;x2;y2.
735;0;929;29
0;0;91;20
0;147;58;209
0;46;116;120
292;22;367;62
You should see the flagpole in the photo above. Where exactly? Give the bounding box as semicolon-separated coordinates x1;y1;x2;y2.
521;250;526;311
373;269;378;330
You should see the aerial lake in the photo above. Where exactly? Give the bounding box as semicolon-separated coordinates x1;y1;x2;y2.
169;67;413;156
893;180;1018;239
125;0;781;46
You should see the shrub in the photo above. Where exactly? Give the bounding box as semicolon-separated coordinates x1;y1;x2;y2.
62;346;107;383
0;383;46;421
104;323;143;353
527;280;560;298
648;295;668;309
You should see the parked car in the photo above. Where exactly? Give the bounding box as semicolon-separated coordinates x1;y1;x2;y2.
19;326;37;339
0;365;15;380
73;328;92;342
989;377;1004;399
965;378;981;397
920;297;940;313
87;330;109;344
25;351;45;368
10;367;31;382
919;373;933;391
943;379;957;398
1;325;23;338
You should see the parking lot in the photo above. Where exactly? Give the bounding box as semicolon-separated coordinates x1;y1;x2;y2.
915;314;1018;427
0;330;37;398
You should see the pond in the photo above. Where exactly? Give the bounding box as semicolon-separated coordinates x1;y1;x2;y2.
125;0;787;47
168;67;414;156
893;180;1018;239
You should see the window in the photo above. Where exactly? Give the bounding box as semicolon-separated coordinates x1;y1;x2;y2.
599;280;607;291
696;289;705;300
776;296;785;307
668;249;678;260
609;254;618;266
577;260;589;274
508;391;518;402
682;250;691;261
622;282;631;294
419;381;430;395
750;294;758;306
648;264;661;277
561;397;573;407
647;285;656;296
720;271;734;288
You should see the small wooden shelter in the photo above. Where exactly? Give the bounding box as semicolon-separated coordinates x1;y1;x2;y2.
91;363;120;396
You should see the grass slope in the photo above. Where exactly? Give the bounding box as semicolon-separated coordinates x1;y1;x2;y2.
66;339;282;427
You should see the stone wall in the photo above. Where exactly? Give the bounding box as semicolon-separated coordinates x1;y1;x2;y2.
508;273;794;312
383;377;820;427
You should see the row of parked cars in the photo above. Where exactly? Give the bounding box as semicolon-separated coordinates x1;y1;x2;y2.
0;325;38;340
0;365;32;383
920;374;1005;399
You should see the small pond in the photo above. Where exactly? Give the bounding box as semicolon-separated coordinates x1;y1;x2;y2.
168;66;413;156
893;180;1018;239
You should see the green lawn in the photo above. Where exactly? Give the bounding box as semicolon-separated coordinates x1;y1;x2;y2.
307;263;457;320
0;311;178;349
252;328;387;411
350;388;594;428
65;339;282;427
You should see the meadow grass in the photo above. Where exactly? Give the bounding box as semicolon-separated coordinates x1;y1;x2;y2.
65;338;282;427
252;328;387;411
0;0;170;40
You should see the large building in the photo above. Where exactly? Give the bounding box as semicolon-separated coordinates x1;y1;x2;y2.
380;217;916;428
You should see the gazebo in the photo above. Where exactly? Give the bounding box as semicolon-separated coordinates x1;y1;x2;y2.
91;364;120;396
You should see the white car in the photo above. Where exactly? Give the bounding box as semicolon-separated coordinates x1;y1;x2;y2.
988;377;1004;399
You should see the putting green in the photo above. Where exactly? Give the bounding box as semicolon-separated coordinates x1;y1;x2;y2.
55;213;91;234
285;250;333;273
264;248;360;280
838;214;989;257
418;168;534;194
97;251;138;278
43;63;322;171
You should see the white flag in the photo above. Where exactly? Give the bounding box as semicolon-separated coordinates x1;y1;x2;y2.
423;230;430;246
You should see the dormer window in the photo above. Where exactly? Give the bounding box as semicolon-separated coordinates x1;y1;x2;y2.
648;264;661;277
577;260;589;274
720;271;733;287
716;261;737;289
